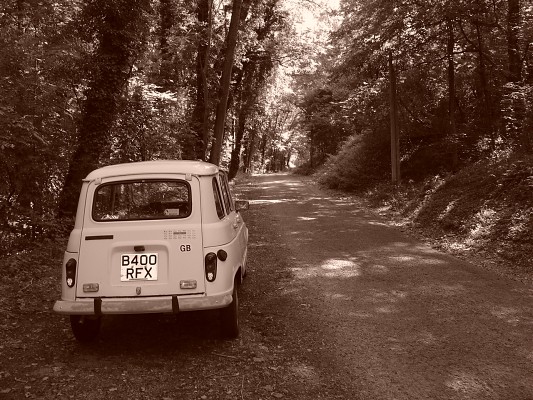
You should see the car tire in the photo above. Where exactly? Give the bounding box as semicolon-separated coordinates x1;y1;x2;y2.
70;315;101;342
220;285;239;339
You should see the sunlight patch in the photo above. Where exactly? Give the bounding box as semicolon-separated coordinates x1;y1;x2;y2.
289;362;319;383
325;292;352;301
507;209;532;239
375;305;396;313
388;255;415;262
446;372;493;396
249;199;289;205
367;221;389;226
390;242;409;247
291;259;361;279
468;207;498;239
416;331;438;345
298;216;317;221
320;259;361;278
369;264;389;274
490;306;520;325
321;259;355;270
438;199;458;221
384;251;446;265
448;241;471;251
369;290;407;303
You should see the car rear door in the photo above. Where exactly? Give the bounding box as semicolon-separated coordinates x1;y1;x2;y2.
75;175;206;298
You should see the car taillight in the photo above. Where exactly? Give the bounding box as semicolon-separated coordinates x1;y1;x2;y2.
66;258;77;288
205;252;217;282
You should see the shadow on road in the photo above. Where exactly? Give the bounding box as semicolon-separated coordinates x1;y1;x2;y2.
241;173;533;400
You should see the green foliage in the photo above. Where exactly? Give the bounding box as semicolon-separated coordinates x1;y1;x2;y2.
367;155;533;276
317;132;390;191
109;79;187;163
0;0;299;253
300;88;352;166
228;0;290;179
0;0;82;255
293;0;533;196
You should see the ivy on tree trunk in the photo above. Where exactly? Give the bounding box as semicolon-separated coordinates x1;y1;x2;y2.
57;0;149;217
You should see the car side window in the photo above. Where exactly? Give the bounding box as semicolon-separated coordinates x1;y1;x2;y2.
220;173;235;212
212;177;225;219
219;173;233;213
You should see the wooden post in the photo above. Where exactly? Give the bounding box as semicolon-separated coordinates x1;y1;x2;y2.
389;51;400;184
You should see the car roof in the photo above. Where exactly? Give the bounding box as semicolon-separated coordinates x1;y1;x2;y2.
84;160;220;180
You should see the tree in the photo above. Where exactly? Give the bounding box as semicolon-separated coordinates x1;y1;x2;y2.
191;0;212;160
57;0;150;216
507;0;522;83
228;0;285;179
504;0;531;151
209;0;245;165
0;0;82;251
305;0;529;178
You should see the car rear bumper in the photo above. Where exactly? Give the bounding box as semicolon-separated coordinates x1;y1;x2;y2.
53;291;233;315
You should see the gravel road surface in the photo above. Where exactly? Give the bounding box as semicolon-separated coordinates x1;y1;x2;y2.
1;173;532;399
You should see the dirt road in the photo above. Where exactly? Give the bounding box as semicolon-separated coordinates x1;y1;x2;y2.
1;173;532;399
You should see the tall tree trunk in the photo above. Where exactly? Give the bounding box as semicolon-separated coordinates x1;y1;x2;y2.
228;105;248;179
243;123;257;173
475;22;495;151
228;60;254;179
389;51;400;184
507;0;522;83
191;0;211;160
260;132;268;171
57;0;148;217
506;0;530;150
159;0;175;90
447;18;459;170
209;0;243;165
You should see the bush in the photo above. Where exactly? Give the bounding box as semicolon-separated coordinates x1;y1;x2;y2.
317;132;390;192
293;162;318;176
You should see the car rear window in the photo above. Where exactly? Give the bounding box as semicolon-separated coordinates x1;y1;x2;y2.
92;180;191;221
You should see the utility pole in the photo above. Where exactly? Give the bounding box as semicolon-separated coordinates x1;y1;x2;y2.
389;51;400;184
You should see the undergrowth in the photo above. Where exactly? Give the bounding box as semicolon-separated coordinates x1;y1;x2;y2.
362;155;533;282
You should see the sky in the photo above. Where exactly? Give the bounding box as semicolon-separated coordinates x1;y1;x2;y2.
283;0;340;33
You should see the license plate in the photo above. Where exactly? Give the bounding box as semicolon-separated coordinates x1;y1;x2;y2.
120;253;158;281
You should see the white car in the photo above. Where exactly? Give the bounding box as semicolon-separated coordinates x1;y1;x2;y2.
54;160;249;341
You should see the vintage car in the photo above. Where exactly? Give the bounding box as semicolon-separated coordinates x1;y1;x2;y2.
53;160;249;341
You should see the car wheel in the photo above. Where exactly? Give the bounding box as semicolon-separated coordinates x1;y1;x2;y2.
70;315;101;342
220;285;239;339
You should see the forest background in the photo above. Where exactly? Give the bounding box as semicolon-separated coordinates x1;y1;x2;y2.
1;0;532;278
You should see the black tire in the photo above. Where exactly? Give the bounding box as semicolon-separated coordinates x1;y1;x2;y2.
70;315;101;342
220;285;239;339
